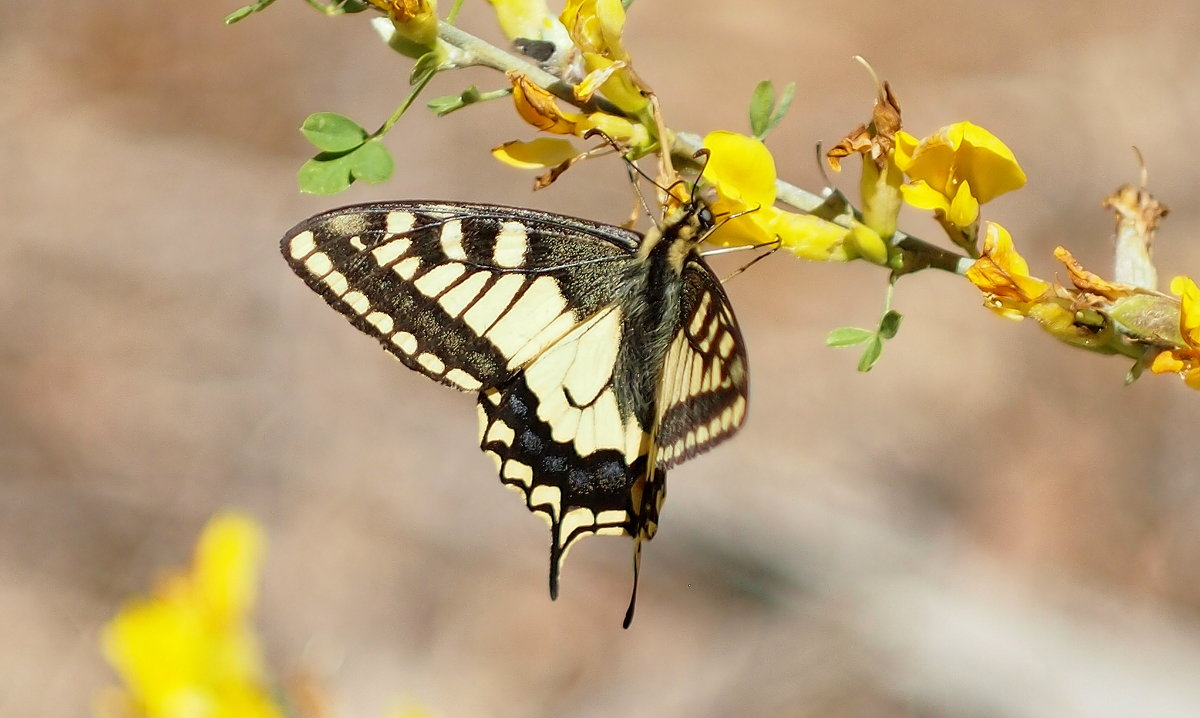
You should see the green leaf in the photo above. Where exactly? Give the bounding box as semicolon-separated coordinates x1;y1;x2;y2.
223;0;277;24
427;86;512;117
764;81;796;137
298;152;355;195
301;0;370;16
349;140;394;184
429;85;482;116
335;0;370;12
878;310;903;339
826;327;875;347
296;141;394;194
857;335;884;372
300;113;367;153
748;80;774;139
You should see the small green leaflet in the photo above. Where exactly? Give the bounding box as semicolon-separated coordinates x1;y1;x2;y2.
301;112;368;153
296;113;394;195
748;80;796;140
298;141;393;195
428;86;513;117
826;310;903;372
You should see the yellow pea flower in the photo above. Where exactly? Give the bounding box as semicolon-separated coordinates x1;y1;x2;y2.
100;513;281;718
895;121;1026;229
560;0;648;114
965;221;1050;319
1150;275;1200;389
492;137;579;169
827;80;903;244
487;0;558;43
702;131;885;263
496;72;649;179
368;0;439;55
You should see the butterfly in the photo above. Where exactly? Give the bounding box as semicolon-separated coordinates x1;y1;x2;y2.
281;193;749;626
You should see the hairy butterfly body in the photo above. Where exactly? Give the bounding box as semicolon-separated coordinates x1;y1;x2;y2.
282;198;748;626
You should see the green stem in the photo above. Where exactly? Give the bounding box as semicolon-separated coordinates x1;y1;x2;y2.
435;22;625;117
373;69;436;138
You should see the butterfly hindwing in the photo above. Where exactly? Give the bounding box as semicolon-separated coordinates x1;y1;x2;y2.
654;257;750;469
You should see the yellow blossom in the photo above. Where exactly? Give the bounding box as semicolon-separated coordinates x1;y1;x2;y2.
702;131;885;263
895;121;1026;228
506;72;644;142
487;0;559;43
827;81;904;245
1150;275;1200;389
100;513;281;718
491;137;579;169
497;72;649;186
965;221;1050;319
369;0;439;54
559;0;648;114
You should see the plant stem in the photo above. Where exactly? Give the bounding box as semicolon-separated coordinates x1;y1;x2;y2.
434;20;974;277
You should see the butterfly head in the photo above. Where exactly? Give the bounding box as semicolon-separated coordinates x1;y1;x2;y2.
638;185;716;266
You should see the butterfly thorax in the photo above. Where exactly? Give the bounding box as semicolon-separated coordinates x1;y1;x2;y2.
614;203;711;427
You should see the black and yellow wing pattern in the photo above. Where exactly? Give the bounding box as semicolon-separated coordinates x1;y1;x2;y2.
282;199;748;625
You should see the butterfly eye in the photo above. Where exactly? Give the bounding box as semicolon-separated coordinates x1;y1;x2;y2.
696;205;715;229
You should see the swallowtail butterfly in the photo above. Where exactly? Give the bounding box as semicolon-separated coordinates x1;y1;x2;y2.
282;194;749;626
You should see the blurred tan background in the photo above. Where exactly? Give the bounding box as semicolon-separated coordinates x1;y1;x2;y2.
5;1;1200;716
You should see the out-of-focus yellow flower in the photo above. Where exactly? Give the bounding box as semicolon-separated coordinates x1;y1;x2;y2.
369;0;439;52
100;513;281;718
702;131;886;263
560;0;648;114
965;221;1050;319
1150;275;1200;389
488;0;555;42
895;121;1026;229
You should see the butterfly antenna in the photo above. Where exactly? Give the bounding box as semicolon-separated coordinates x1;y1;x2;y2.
585;128;669;223
718;239;781;283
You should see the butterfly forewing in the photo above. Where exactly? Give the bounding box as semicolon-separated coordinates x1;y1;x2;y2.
282;201;641;392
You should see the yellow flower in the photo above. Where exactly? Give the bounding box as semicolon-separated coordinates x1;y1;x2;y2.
487;0;556;42
965;221;1050;319
492;137;579;169
559;0;648;114
100;513;281;718
827;81;903;242
1150;275;1200;389
368;0;439;54
496;72;649;182
702;131;885;263
895;121;1026;228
